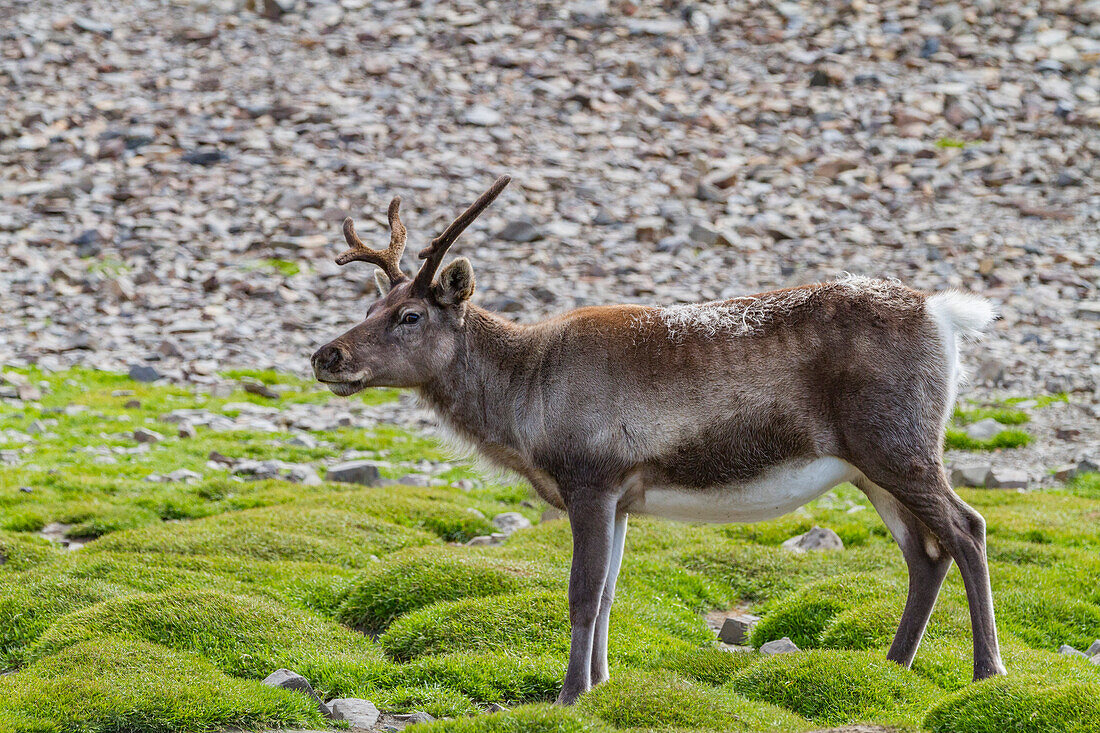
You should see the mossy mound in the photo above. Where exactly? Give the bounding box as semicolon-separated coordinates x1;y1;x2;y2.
649;646;761;686
819;597;970;652
311;487;500;543
380;590;570;662
579;669;812;731
0;531;59;572
337;547;552;633
730;649;939;725
396;652;565;704
0;636;322;733
0;573;129;667
924;674;1100;733
27;588;382;679
90;505;436;567
751;573;898;650
412;704;614;733
380;589;696;666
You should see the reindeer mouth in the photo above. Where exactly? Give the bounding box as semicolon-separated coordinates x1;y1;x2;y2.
320;378;369;397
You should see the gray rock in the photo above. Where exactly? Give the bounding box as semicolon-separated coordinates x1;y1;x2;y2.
1086;640;1100;657
325;460;382;486
1059;644;1088;659
287;434;317;449
328;698;380;729
965;418;1007;442
1053;464;1079;483
466;533;507;546
463;105;502;126
1091;654;1100;666
985;468;1030;490
243;381;280;399
128;364;162;383
133;428;163;444
261;669;330;717
379;711;436;730
718;613;760;645
491;512;532;535
951;465;993;488
782;526;843;553
759;637;800;655
495;220;544;243
178;423;197;439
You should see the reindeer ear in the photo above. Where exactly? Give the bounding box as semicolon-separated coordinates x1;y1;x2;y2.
374;269;392;297
434;257;475;305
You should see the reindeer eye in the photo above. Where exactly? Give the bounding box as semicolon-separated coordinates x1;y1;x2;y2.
400;312;421;325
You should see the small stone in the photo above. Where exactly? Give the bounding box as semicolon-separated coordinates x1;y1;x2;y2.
132;427;163;444
243;381;280;399
124;399;141;409
1060;644;1088;659
384;711;436;729
985;468;1030;490
688;221;720;246
1078;458;1099;474
128;364;162;383
466;533;507;546
262;669;331;717
73;16;113;36
182;149;227;166
781;526;843;553
485;703;509;713
760;637;800;655
178;423;197;439
287;434;317;448
951;465;993;488
491;512;532;535
163;469;201;482
495;220;543;243
1075;302;1100;321
462;105;502;126
718;613;760;645
325;460;383;486
1085;640;1100;657
965;418;1007;442
328;698;380;729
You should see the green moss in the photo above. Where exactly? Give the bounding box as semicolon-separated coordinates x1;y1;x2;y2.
924;674;1100;733
579;669;811;731
945;427;1031;451
413;704;614;733
90;505;436;567
750;573;898;650
27;588;382;679
395;652;565;704
820;597;970;652
953;406;1030;425
731;649;940;726
337;547;550;633
380;590;694;666
369;684;480;718
0;531;58;571
1067;472;1100;500
0;573;128;668
0;636;321;733
650;647;761;686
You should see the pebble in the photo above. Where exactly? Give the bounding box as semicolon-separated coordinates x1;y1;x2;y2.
128;365;162;384
781;526;844;553
132;428;163;444
490;512;532;536
325;460;382;486
327;699;379;730
984;468;1030;490
965;418;1008;442
261;669;331;717
759;637;800;655
718;613;760;646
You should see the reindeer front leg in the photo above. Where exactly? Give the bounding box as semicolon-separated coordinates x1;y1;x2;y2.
556;489;616;705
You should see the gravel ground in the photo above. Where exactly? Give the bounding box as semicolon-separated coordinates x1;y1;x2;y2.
1;0;1097;472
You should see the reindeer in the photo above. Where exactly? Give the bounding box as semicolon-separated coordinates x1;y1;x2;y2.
312;175;1005;704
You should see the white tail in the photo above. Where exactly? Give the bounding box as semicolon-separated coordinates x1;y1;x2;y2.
927;291;997;340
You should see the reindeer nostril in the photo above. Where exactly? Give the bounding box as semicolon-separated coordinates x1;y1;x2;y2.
313;345;343;373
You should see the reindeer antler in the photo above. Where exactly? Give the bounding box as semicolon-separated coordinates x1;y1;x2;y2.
336;197;408;284
411;175;511;294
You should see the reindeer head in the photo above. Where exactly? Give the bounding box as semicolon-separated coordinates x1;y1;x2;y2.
311;175;510;394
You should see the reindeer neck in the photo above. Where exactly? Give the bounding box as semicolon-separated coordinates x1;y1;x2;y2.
417;304;538;451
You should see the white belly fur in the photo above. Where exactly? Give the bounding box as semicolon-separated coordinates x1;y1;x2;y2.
638;456;859;523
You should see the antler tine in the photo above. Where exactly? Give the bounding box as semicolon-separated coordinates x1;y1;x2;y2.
335;196;408;284
411;175;511;293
